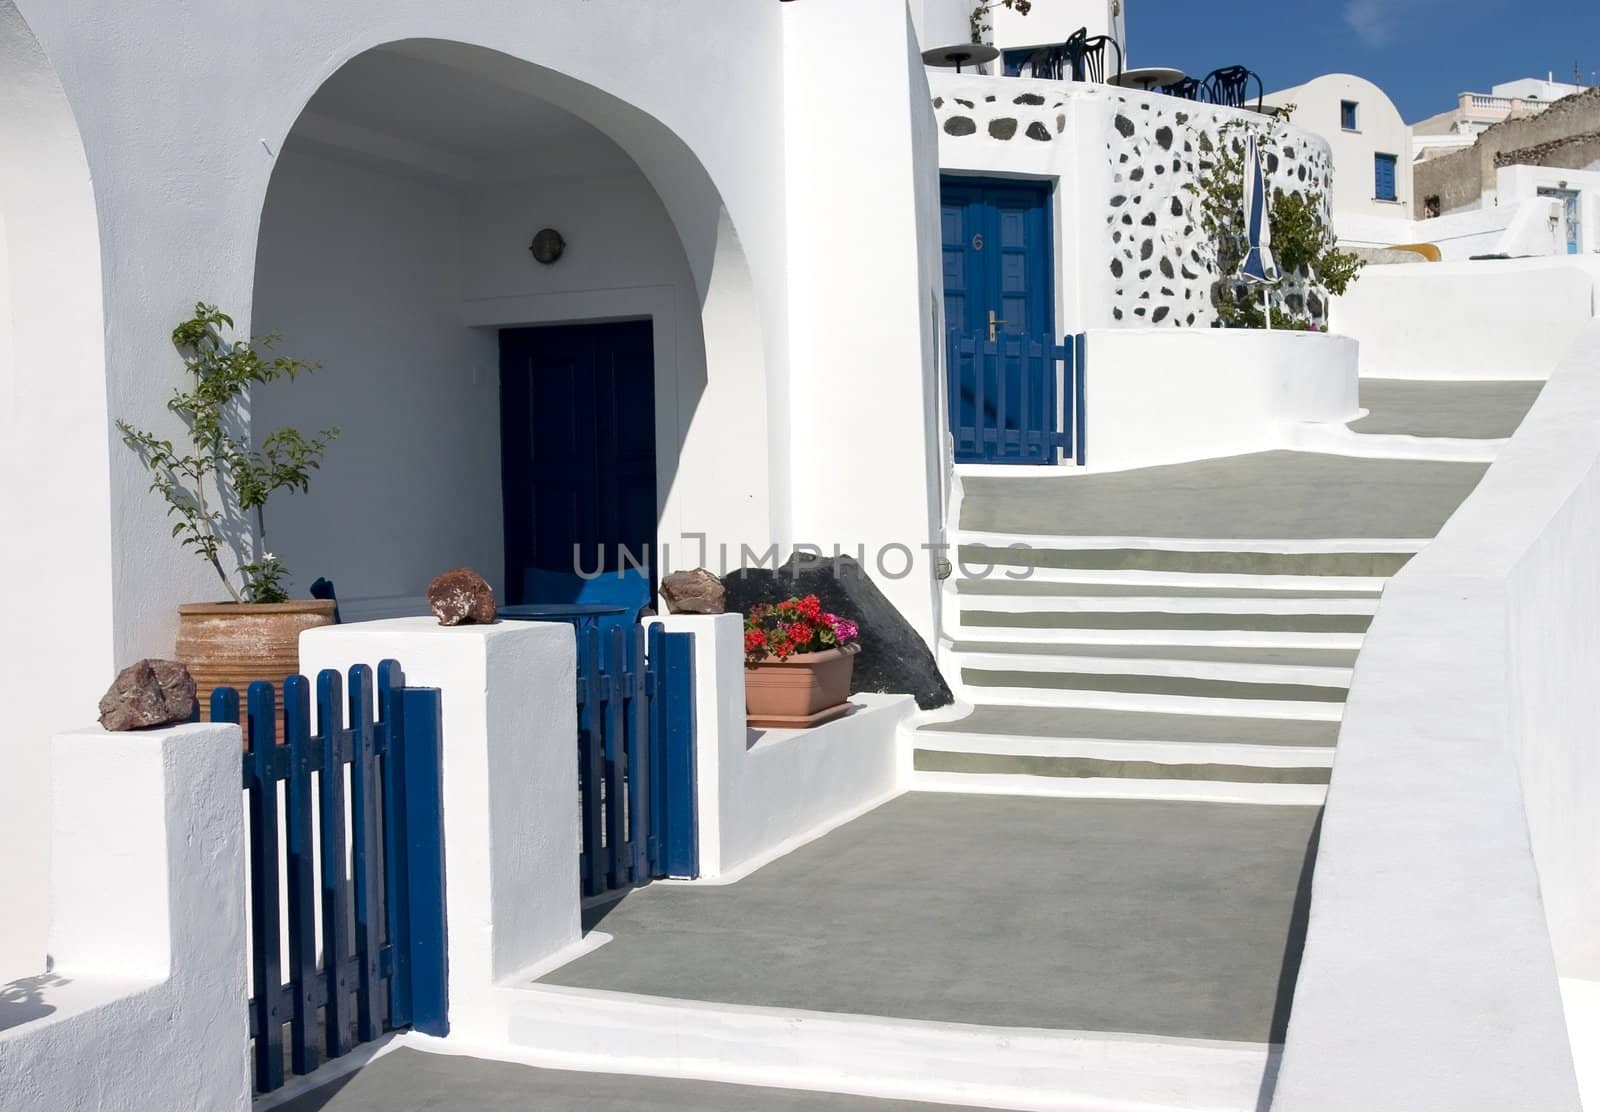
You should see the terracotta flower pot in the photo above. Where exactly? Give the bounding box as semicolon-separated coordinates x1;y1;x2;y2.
176;600;338;721
745;643;860;728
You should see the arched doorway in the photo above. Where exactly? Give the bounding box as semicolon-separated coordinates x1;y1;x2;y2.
0;0;113;977
250;41;769;618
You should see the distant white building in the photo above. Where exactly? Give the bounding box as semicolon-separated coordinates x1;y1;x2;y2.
1413;76;1590;163
912;0;1126;76
1263;74;1413;244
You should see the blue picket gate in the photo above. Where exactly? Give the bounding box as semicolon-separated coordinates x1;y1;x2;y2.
575;623;698;898
947;331;1087;465
215;662;446;1095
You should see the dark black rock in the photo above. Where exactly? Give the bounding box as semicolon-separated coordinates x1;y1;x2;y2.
1110;193;1127;206
1110;258;1123;277
1176;112;1189;125
722;554;953;711
1113;307;1124;320
1140;240;1154;260
1129;167;1144;182
1170;197;1184;217
1114;114;1135;138
1141;211;1157;226
955;98;974;108
1160;257;1174;278
932;97;943;109
1155;126;1173;150
988;117;1018;140
1025;122;1051;141
1198;132;1214;153
1014;93;1046;106
944;116;977;137
1152;306;1170;323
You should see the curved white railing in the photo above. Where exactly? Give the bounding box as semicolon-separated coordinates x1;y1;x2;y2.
1271;321;1600;1111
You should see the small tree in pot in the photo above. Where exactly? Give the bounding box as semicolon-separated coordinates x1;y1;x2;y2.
118;303;339;715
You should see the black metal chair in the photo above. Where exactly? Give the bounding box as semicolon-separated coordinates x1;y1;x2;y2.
1160;76;1203;101
1201;66;1264;111
1063;28;1124;84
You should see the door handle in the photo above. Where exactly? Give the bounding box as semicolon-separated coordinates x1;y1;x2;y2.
987;309;1007;342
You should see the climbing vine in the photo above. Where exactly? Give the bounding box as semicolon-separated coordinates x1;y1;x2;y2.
1186;106;1363;330
970;0;1031;43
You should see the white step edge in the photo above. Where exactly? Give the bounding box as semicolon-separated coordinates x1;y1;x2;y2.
946;624;1368;650
912;730;1337;769
952;530;1428;554
956;592;1382;615
1284;421;1505;462
953;685;1346;721
952;567;1395;592
493;983;1279;1112
911;770;1329;807
951;650;1354;689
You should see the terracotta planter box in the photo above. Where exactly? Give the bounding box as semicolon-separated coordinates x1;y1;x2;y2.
176;600;338;720
745;643;860;728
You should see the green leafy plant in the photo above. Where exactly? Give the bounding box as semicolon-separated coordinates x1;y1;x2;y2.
1186;106;1363;330
118;304;338;603
970;0;1031;43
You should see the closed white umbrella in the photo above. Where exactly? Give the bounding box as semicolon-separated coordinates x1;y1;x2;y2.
1239;131;1279;329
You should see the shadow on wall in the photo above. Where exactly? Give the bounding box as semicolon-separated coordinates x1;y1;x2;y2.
249;39;769;617
0;970;67;1034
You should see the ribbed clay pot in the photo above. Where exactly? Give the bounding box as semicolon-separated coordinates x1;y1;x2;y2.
176;600;337;720
744;643;860;729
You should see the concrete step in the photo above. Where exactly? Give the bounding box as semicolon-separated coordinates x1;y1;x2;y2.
952;578;1385;599
955;541;1414;580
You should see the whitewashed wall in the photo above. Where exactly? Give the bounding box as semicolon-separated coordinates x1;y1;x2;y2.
1329;256;1600;378
1082;328;1358;472
933;76;1335;332
0;0;115;977
1273;323;1600;1112
252;149;501;617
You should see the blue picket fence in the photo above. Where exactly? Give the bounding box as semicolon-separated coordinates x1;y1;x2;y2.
576;623;698;898
215;662;446;1095
947;331;1087;465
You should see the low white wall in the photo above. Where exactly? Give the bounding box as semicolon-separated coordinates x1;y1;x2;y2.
1272;323;1600;1111
1330;256;1599;378
1081;328;1358;473
1341;197;1563;260
0;723;249;1112
647;614;910;881
301;618;580;1041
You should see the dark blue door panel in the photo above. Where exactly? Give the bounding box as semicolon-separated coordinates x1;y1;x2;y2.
940;178;1057;463
500;321;657;603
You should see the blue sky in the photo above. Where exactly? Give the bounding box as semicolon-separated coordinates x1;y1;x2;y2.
1126;1;1600;123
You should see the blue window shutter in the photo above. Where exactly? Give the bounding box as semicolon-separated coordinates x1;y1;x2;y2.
1341;101;1358;130
1374;154;1396;201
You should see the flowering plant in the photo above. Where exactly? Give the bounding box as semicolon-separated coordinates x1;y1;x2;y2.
743;595;861;662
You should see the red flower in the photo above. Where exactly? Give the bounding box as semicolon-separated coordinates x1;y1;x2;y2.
744;629;768;652
769;634;792;659
797;595;823;620
787;621;814;645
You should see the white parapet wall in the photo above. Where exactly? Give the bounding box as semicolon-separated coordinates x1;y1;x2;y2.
0;723;249;1112
1079;328;1358;473
1330;256;1600;379
1271;322;1600;1111
646;614;911;882
300;618;580;1043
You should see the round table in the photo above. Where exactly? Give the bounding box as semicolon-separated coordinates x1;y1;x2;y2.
921;43;1001;75
1109;66;1187;92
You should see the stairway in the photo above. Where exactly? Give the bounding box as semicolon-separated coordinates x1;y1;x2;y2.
912;379;1544;804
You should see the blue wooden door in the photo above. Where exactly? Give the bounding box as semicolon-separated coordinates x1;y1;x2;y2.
500;321;657;603
941;178;1056;463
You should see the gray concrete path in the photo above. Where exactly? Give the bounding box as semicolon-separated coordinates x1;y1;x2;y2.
920;706;1341;747
960;451;1488;538
541;793;1320;1044
274;1049;971;1111
1349;379;1544;438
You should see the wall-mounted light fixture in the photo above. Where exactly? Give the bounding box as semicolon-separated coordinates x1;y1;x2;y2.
529;228;566;265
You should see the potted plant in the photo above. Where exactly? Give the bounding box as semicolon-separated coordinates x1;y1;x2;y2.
118;303;339;718
743;595;862;728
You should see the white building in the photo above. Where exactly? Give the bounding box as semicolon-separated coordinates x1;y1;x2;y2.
1263;74;1413;245
6;4;1600;1112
